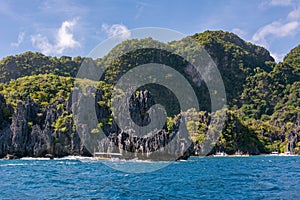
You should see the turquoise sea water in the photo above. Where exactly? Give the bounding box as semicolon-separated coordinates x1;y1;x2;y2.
1;156;300;199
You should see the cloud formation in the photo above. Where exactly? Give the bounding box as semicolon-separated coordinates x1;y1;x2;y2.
11;32;25;47
232;28;246;37
252;21;299;47
254;0;300;62
31;19;80;55
259;0;293;9
288;7;300;19
101;23;131;39
268;0;292;6
270;52;286;62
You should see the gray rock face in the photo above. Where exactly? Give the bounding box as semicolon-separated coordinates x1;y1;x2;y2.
11;97;39;156
0;94;13;157
0;90;194;160
286;130;298;154
0;127;12;157
286;116;300;154
93;89;194;160
95;117;194;160
0;94;89;158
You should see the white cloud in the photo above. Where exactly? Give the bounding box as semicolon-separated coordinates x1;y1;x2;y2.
11;32;25;47
101;23;131;39
232;28;246;37
31;34;54;54
254;2;300;63
269;0;292;6
270;52;285;62
56;20;80;51
259;0;293;9
252;21;299;47
31;19;80;55
288;7;300;19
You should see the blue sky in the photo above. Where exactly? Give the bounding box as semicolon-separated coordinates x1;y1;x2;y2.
1;0;300;62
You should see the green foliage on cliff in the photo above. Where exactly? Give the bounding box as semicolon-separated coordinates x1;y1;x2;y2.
53;113;73;133
0;74;74;108
235;45;300;154
0;51;82;83
0;30;298;155
284;44;300;70
189;30;275;105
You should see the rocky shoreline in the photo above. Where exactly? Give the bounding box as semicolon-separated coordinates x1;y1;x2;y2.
3;152;299;160
0;90;194;161
0;87;298;160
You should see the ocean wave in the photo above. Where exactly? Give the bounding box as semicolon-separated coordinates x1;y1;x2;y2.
20;157;50;161
0;163;27;166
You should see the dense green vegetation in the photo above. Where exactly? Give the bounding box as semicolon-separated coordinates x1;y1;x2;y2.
0;51;82;83
284;44;300;69
0;30;299;155
190;31;275;105
237;44;300;154
0;74;74;108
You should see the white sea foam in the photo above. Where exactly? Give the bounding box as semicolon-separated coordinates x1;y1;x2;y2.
20;157;50;161
1;163;27;166
55;155;94;161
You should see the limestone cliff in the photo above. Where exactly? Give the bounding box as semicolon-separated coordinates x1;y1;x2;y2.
0;90;193;160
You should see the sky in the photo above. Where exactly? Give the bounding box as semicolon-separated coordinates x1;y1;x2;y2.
1;0;300;62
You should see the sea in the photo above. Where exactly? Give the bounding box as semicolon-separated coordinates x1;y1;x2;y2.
1;156;300;200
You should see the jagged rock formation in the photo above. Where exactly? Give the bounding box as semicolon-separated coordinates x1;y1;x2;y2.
0;95;88;158
0;30;299;157
286;117;300;154
286;130;298;154
93;89;193;160
0;90;193;160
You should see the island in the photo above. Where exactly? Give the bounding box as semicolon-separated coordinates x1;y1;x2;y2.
0;31;299;160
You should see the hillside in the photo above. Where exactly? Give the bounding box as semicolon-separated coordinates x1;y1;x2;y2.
284;44;300;70
189;31;275;105
0;74;74;108
0;52;82;83
0;30;299;158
